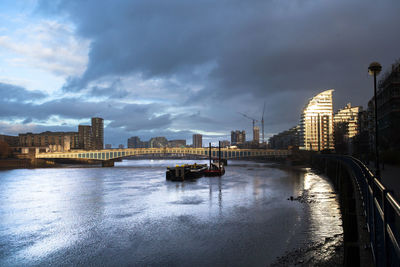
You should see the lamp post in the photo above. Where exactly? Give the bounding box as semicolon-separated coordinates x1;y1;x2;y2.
368;62;382;179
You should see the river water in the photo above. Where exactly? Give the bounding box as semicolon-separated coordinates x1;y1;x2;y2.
0;160;342;266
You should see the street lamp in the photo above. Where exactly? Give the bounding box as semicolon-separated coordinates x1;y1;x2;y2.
368;62;382;178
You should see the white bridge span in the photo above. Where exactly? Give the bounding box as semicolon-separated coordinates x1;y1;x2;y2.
36;147;291;161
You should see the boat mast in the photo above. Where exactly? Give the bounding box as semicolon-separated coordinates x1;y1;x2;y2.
218;141;221;170
209;142;212;169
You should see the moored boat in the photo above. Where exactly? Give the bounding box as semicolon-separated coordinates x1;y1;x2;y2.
166;163;207;181
204;162;225;176
204;142;225;177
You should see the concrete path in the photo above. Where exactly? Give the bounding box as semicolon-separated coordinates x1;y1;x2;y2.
368;163;400;200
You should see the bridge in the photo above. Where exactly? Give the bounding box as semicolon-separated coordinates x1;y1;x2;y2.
36;147;291;166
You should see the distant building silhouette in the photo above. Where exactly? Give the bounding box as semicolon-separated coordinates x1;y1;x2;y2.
269;126;300;149
91;117;104;150
0;134;19;147
78;125;92;150
231;130;246;145
192;134;202;148
78;117;104;150
220;140;230;148
149;137;168;148
128;136;143;148
168;139;186;147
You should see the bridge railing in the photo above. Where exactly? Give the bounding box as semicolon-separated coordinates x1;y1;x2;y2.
315;155;400;266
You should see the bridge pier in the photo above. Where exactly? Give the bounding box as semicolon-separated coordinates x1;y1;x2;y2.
102;160;114;167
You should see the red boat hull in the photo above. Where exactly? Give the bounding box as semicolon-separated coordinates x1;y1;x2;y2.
204;169;225;177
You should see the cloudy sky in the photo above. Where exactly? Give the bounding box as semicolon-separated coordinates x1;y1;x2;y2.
0;0;399;146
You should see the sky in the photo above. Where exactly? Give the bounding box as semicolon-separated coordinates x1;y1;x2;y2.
0;0;399;147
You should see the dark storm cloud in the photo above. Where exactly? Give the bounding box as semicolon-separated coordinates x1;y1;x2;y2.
38;0;400;98
0;82;46;101
34;0;400;140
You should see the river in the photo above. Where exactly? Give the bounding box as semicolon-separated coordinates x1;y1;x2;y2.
0;159;343;266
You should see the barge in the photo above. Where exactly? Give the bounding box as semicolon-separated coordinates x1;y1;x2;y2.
166;163;207;181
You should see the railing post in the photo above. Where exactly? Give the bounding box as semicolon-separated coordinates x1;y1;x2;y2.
382;189;391;266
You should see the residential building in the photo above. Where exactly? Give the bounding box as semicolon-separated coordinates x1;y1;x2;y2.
220;140;230;148
333;103;362;154
334;103;362;138
78;125;92;150
269;126;300;149
149;137;168;148
168;139;186;148
300;89;334;151
0;134;19;147
192;134;202;148
231;130;246;145
373;60;400;150
91;117;104;150
128;136;143;148
18;131;79;152
78;117;104;150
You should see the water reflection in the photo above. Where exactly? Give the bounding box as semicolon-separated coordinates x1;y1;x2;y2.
0;160;342;266
303;171;342;243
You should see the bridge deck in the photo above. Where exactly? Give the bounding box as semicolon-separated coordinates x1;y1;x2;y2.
36;148;291;161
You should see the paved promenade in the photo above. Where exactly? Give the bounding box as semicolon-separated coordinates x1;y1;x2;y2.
368;163;400;200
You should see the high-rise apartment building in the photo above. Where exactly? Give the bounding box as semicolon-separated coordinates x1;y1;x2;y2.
78;117;104;150
91;117;104;150
253;126;260;143
192;134;202;148
300;89;334;151
78;125;92;150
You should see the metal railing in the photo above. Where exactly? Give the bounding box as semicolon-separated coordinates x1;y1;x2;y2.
317;155;400;266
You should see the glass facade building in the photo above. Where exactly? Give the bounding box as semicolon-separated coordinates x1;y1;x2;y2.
300;89;334;151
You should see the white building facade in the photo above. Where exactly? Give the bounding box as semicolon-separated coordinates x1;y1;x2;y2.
300;89;335;151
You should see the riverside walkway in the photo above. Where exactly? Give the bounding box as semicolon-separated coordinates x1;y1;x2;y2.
370;163;400;200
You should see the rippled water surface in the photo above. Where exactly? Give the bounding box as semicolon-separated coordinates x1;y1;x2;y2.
0;160;342;266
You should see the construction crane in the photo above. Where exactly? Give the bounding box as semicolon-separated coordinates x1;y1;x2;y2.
239;112;258;129
261;102;265;143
